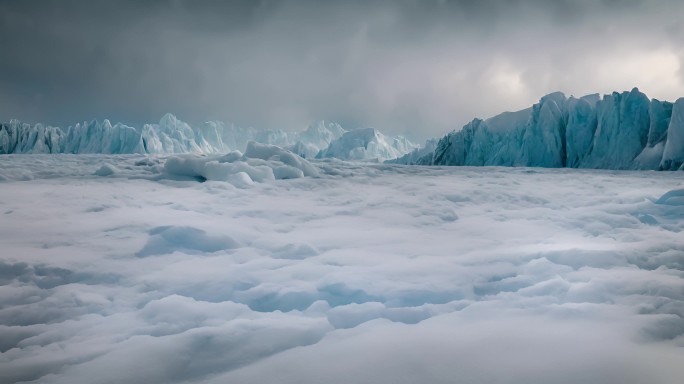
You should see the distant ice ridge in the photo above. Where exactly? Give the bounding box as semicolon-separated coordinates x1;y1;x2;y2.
401;88;684;170
0;114;418;161
0;114;333;156
0;115;328;156
316;127;419;162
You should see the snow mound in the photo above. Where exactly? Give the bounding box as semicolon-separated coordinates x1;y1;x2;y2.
244;141;320;177
163;142;319;186
136;226;240;257
94;163;118;176
655;188;684;206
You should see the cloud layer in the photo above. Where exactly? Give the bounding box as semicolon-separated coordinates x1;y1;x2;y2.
1;0;683;139
1;154;683;383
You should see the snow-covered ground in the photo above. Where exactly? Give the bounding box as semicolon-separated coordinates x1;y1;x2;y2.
1;154;684;383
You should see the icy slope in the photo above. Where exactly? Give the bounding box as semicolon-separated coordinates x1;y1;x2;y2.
0;115;347;156
317;128;418;161
413;88;684;170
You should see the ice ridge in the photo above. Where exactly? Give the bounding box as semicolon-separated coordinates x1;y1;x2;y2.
404;88;684;170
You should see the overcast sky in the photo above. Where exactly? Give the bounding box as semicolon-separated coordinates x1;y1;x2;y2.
1;0;683;140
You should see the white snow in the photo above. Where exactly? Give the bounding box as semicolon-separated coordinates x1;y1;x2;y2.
1;154;683;383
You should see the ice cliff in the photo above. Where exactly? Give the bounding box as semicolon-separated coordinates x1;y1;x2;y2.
404;88;684;170
0;115;339;157
0;114;418;161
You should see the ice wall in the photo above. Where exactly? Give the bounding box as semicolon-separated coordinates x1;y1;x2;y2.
0;115;346;157
660;98;684;170
412;88;683;170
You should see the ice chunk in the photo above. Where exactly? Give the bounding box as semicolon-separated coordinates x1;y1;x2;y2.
244;141;319;177
655;188;684;206
162;143;319;186
274;165;305;179
94;163;118;177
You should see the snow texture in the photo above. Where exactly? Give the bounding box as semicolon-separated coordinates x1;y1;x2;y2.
1;154;683;383
406;88;684;170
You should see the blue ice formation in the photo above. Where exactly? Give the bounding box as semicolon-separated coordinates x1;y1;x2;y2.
395;88;684;170
0;114;341;156
0;114;419;161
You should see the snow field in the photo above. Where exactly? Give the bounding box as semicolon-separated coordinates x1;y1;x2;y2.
0;155;683;383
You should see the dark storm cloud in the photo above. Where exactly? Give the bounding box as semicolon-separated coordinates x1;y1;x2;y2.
1;0;682;139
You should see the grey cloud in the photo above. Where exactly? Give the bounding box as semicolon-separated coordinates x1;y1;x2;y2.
1;0;683;140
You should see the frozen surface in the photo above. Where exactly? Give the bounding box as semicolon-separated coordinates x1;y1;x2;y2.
1;154;684;383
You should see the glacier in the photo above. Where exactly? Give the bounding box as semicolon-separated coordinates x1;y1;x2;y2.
404;88;684;170
316;127;418;162
385;138;438;165
0;114;418;162
4;87;683;169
